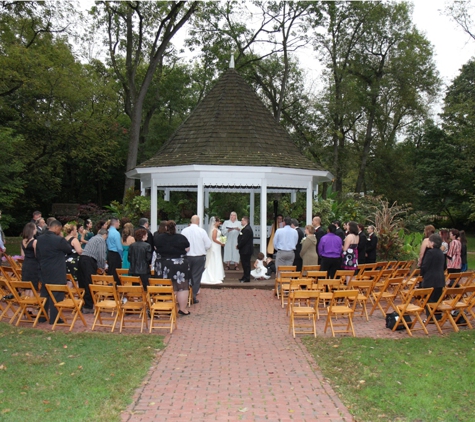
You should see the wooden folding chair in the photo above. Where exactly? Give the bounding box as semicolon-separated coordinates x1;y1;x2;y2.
274;266;297;298
316;279;342;318
91;274;116;286
8;281;49;327
307;270;328;286
276;271;301;302
66;273;85;299
334;269;355;286
324;290;359;337
399;276;422;303
119;275;143;287
117;285;148;333
0;277;20;323
4;254;22;280
426;287;470;333
89;284;121;332
116;268;129;278
391;268;410;279
369;277;404;316
393;287;434;336
403;260;416;269
285;278;314;315
148;278;173;286
301;265;321;276
347;280;373;321
147;285;177;333
45;284;87;331
288;291;320;338
356;263;378;278
460;285;475;326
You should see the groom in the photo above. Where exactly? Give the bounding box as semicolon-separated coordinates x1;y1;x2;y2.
237;216;254;283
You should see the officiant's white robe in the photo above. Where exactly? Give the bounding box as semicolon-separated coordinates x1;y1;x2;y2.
221;219;241;263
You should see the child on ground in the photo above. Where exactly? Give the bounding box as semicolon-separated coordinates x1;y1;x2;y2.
251;252;271;280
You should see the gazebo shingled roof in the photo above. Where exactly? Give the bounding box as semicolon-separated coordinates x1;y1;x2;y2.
138;68;322;171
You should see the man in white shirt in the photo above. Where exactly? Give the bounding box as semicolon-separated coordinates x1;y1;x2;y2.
181;215;212;303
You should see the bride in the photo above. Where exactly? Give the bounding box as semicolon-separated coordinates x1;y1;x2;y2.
201;217;225;285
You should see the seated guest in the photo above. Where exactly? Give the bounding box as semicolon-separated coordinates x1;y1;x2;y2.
318;224;343;278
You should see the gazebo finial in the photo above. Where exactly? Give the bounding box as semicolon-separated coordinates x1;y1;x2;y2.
229;53;235;69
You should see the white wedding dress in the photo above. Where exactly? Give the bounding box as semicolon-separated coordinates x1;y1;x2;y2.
201;228;225;285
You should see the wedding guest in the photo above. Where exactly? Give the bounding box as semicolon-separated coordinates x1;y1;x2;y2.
357;223;367;265
221;212;241;270
439;229;449;255
418;225;436;267
138;218;154;258
153;221;167;276
342;221;359;275
237;216;254;283
273;216;298;275
128;228;152;289
21;222;40;290
155;220;191;315
300;225;318;267
36;218;47;237
421;234;445;320
291;218;305;271
447;229;462;274
460;230;468;272
201;217;225;285
318;224;342;278
312;216;325;264
366;225;378;264
80;219;94;248
121;222;135;269
333;220;345;242
95;219;109;234
77;229;108;313
64;223;83;281
181;215;211;303
36;220;71;324
106;217;122;284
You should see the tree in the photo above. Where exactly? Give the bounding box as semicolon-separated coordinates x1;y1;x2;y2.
89;1;199;195
445;0;475;41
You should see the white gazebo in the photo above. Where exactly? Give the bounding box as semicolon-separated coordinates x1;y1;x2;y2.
126;65;333;254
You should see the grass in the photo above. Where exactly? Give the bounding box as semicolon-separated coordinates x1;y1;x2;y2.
303;332;475;422
0;323;164;421
3;237;21;256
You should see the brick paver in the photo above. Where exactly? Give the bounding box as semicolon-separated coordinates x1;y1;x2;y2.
121;289;354;422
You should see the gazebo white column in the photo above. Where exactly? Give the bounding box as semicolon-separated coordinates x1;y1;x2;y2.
151;179;158;233
260;180;267;254
250;191;255;226
204;189;210;226
306;180;313;225
197;178;204;227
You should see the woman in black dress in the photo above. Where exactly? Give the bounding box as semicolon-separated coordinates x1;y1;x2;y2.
154;220;191;315
21;222;40;290
64;223;83;281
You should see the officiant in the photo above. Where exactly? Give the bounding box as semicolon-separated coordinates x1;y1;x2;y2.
221;211;241;270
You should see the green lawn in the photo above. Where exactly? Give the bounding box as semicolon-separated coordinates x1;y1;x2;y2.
303;332;475;422
3;237;21;257
0;323;164;421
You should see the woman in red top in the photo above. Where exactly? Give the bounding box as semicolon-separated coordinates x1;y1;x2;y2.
446;229;462;274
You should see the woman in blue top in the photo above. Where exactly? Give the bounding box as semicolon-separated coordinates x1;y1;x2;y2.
121;222;135;269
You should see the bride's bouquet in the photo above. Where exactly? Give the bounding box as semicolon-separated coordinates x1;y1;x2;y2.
219;235;227;244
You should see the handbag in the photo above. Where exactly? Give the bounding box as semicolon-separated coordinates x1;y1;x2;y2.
385;312;412;331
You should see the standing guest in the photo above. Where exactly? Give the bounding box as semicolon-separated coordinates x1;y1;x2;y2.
221;211;241;270
138;217;154;258
106;217;122;284
181;215;212;303
300;225;318;267
291;218;305;271
121;222;136;269
201;217;225;285
20;222;40;291
312;216;325;264
237;216;254;283
36;218;47;237
318;224;343;278
418;225;436;267
77;229;108;313
447;229;462;274
366;225;378;264
77;224;85;247
31;211;44;237
333;220;345;242
63;223;83;281
343;222;350;237
95;219;109;234
439;229;449;255
357;223;367;265
460;230;468;272
128;228;152;289
155;220;191;315
80;219;94;248
421;234;445;320
152;221;167;276
342;221;359;275
36;220;71;324
273;216;298;275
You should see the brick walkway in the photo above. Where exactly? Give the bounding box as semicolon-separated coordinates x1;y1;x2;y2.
121;288;354;422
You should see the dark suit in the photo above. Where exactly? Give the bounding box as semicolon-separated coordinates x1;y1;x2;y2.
36;230;71;323
293;227;305;271
357;231;367;265
139;226;154;263
315;226;325;265
366;233;378;263
335;228;345;242
237;224;254;282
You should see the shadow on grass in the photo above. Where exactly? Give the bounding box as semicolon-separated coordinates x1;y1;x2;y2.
0;322;164;421
303;331;475;422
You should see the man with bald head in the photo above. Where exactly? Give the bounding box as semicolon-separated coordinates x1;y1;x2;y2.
312;216;325;264
181;215;212;303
